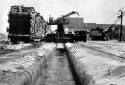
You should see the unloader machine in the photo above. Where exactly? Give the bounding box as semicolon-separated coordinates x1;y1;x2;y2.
46;11;79;43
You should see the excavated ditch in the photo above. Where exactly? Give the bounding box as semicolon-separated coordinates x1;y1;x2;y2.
65;46;95;85
42;45;81;85
0;43;56;85
66;43;125;85
0;43;89;85
66;49;82;85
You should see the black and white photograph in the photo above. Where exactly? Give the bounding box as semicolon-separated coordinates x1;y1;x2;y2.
0;0;125;85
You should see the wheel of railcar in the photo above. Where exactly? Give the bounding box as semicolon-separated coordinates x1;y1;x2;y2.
83;40;86;42
75;40;78;42
10;37;17;44
11;40;17;44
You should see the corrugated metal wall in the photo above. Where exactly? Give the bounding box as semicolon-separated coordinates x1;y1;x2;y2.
66;17;84;30
98;24;111;31
83;23;96;32
65;17;125;39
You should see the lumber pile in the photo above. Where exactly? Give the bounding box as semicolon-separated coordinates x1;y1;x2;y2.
8;5;47;38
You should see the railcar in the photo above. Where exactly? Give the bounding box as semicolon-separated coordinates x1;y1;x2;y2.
90;27;105;41
7;5;46;44
74;30;87;42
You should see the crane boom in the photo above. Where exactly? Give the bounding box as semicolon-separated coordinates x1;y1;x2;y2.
61;11;79;18
106;11;125;34
105;10;125;40
49;11;79;25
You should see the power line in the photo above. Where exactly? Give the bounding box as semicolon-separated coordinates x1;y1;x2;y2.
103;13;118;24
103;7;125;24
119;9;125;41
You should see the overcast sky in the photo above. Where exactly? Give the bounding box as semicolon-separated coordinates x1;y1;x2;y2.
0;0;125;33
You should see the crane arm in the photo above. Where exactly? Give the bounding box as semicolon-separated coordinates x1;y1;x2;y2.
105;11;125;34
106;18;120;33
53;11;79;24
62;11;79;18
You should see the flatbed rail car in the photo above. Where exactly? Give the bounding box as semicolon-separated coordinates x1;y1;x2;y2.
45;33;74;43
56;34;74;43
45;33;56;42
64;34;74;43
74;30;87;42
90;27;105;41
7;5;46;44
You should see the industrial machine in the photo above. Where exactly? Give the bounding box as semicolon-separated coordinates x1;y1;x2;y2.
7;5;87;43
74;30;87;42
89;9;125;41
104;9;125;41
46;11;79;43
90;27;105;41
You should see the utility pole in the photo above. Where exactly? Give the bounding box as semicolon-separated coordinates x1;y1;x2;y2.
119;10;123;41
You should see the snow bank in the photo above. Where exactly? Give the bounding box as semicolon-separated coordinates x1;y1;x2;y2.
66;44;125;85
65;42;73;48
79;41;125;57
6;43;32;50
0;43;56;85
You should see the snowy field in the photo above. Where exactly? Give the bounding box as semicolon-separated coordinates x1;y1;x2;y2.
66;41;125;85
0;43;56;85
6;43;32;50
78;40;125;57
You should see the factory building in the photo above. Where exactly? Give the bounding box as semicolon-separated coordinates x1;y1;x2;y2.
66;17;98;32
83;23;96;32
66;17;125;40
65;17;84;32
66;17;124;32
97;24;112;31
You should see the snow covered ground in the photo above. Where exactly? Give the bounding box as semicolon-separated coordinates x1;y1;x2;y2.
78;40;125;57
43;48;76;85
66;41;125;85
0;43;56;85
6;43;32;50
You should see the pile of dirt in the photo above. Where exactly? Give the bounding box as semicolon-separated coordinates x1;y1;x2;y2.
80;41;125;56
66;43;125;85
0;43;56;85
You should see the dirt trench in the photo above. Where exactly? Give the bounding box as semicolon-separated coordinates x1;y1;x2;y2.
42;48;78;85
